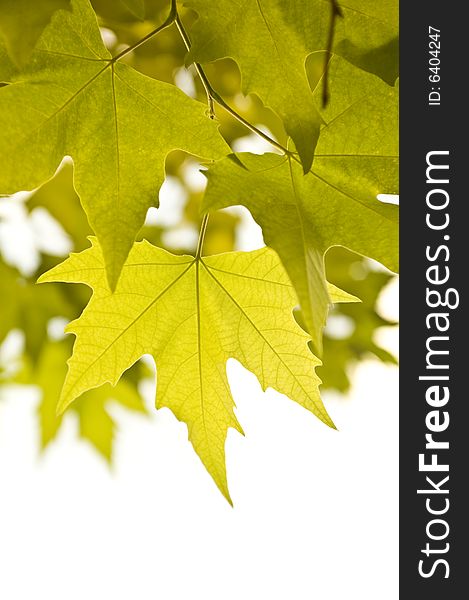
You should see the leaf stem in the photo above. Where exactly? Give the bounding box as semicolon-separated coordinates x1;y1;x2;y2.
174;14;294;157
174;15;215;118
195;214;209;259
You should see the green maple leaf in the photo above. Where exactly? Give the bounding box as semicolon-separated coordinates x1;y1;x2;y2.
202;57;398;353
39;237;354;500
184;0;398;170
34;340;147;462
184;0;324;172
0;0;228;288
0;0;71;67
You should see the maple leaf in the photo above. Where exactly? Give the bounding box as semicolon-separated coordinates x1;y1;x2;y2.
39;238;354;501
184;0;398;171
202;57;398;353
33;340;147;462
184;0;323;172
0;0;71;67
0;0;228;288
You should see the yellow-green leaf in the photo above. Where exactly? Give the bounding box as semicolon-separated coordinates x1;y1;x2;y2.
0;0;229;288
39;238;351;500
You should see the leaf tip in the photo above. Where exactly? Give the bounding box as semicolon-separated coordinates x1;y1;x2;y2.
56;386;76;416
36;272;48;285
220;485;234;507
321;412;337;431
56;398;69;417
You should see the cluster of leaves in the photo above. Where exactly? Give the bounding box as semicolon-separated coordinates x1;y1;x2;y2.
0;0;398;500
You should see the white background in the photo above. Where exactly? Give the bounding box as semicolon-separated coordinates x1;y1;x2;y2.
0;178;398;599
0;307;398;600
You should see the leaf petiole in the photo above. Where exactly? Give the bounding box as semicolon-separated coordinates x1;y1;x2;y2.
195;213;209;260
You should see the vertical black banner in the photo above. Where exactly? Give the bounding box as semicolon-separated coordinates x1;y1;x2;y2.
400;1;467;596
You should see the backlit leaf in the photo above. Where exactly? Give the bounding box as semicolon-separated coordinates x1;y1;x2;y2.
320;247;397;392
39;238;352;500
185;0;398;170
329;0;398;84
0;0;228;288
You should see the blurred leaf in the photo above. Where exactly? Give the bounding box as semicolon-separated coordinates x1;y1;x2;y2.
27;161;92;251
120;0;145;20
92;0;165;23
185;190;239;256
32;339;147;462
0;0;71;67
320;247;397;393
0;259;73;362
